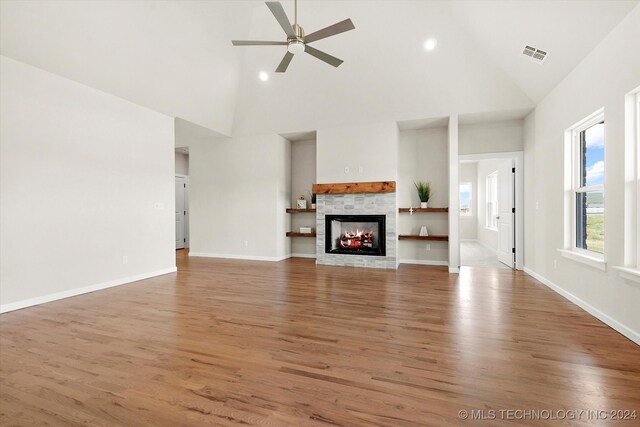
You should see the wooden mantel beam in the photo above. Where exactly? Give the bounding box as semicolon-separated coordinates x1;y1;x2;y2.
312;181;396;195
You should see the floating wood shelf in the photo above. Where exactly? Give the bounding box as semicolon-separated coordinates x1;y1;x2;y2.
399;235;449;241
313;181;396;195
286;208;316;213
286;232;317;238
399;207;448;213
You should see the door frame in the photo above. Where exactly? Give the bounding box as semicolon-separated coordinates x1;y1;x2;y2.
458;151;523;270
175;174;190;249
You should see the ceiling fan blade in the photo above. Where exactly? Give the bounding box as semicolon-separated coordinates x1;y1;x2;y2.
276;52;294;73
304;19;355;44
304;45;344;68
232;40;287;46
266;2;295;38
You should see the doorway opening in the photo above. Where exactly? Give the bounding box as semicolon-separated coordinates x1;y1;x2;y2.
458;152;523;269
175;147;189;250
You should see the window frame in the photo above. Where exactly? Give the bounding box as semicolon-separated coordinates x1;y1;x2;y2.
572;119;605;256
614;88;640;282
563;108;605;263
632;92;640;269
486;171;498;231
459;182;473;217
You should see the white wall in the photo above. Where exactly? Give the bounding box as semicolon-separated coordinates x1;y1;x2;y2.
398;127;449;264
0;1;252;135
291;139;317;203
448;115;460;271
523;5;640;342
0;56;176;311
276;137;292;259
175;152;189;175
186;120;400;262
317;122;398;183
459;119;524;155
459;162;478;240
290;139;317;257
188;134;291;260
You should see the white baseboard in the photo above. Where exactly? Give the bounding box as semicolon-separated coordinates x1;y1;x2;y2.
189;252;289;262
399;259;448;266
523;267;639;345
0;267;177;314
289;253;316;259
449;267;460;273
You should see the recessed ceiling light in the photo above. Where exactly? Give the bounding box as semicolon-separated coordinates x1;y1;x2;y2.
424;38;437;51
259;71;269;81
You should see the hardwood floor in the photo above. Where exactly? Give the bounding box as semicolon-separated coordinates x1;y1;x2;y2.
1;251;639;426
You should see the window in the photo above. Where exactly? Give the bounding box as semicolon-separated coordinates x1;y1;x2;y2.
614;88;640;281
566;110;605;259
459;182;472;216
636;91;640;266
575;121;604;254
486;172;498;230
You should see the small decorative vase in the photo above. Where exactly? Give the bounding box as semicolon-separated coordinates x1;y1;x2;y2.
419;226;429;236
311;203;316;209
420;202;428;209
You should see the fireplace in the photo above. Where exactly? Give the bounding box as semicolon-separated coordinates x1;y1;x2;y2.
325;215;386;256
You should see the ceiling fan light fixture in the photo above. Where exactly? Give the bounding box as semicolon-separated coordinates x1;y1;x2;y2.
231;1;355;72
287;40;305;55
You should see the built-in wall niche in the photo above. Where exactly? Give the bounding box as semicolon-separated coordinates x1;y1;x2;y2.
397;122;450;265
285;133;317;257
175;147;189;175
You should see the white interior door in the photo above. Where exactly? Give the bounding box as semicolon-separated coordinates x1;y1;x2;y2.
496;161;515;268
175;176;186;249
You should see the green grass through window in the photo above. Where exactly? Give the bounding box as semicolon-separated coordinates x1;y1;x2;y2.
586;213;604;254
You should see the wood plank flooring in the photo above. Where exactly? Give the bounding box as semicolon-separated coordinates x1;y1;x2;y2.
1;251;639;426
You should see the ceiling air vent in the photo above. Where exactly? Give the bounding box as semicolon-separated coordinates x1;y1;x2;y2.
522;45;548;64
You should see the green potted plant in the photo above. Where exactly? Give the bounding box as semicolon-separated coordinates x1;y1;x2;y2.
414;181;432;208
308;191;317;209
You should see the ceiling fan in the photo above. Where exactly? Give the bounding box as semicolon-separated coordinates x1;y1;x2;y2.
231;0;355;73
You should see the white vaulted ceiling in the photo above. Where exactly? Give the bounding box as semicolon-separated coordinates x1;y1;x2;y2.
232;0;536;135
448;0;637;103
0;0;255;135
1;1;637;136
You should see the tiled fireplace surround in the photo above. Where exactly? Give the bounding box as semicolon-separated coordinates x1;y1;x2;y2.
316;191;397;269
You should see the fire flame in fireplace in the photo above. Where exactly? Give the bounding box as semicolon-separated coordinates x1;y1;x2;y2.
339;229;374;249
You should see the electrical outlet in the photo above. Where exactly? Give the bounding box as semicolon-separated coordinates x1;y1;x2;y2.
536;201;539;210
553;259;557;269
122;255;128;265
358;166;363;173
425;244;431;251
244;240;249;247
344;166;350;174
